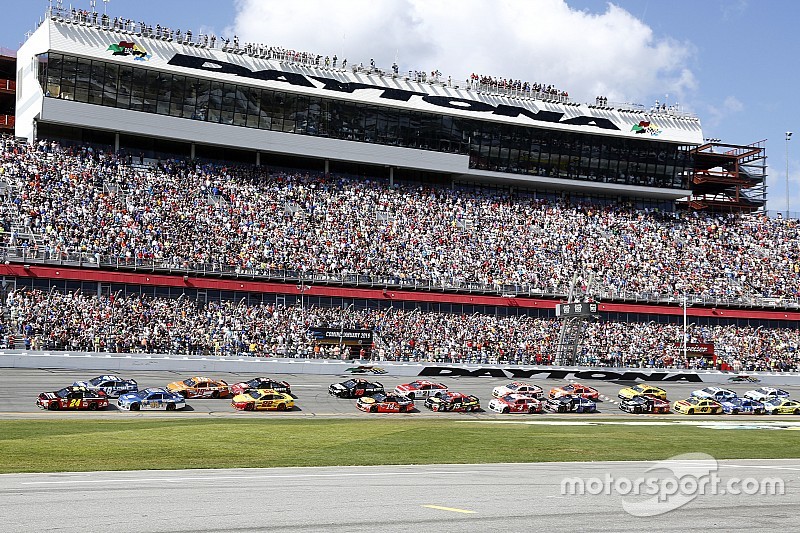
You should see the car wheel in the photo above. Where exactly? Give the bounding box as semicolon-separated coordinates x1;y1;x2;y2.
502;407;509;414
166;403;176;411
407;393;415;400
370;406;378;413
130;403;140;411
634;407;642;414
687;409;694;415
434;392;442;398
244;403;254;411
795;409;800;415
88;403;97;411
277;403;287;411
732;409;739;415
211;391;220;399
528;407;536;414
180;391;189;398
48;402;59;411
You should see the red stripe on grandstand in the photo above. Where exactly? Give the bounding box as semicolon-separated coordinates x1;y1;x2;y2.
4;264;799;321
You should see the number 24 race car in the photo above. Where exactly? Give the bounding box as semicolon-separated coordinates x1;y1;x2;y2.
37;386;109;411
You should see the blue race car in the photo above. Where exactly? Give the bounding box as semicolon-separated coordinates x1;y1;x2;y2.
543;394;597;413
720;397;766;415
117;388;186;411
73;374;138;397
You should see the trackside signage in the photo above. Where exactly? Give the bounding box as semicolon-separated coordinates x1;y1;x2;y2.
417;367;704;382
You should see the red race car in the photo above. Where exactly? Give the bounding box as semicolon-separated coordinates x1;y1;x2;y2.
36;386;109;411
549;383;599;400
488;393;542;414
356;393;415;413
393;380;448;400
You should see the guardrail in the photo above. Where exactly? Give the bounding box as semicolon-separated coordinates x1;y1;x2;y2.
3;245;799;310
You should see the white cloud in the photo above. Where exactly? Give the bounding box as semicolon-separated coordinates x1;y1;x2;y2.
231;0;696;106
705;95;745;130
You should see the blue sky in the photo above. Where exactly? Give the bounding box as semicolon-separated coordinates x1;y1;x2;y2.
3;0;797;214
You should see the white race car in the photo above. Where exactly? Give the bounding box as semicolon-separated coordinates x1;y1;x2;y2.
690;387;737;403
744;387;790;402
492;381;544;399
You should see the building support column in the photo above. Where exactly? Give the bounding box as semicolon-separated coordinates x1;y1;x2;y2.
256;152;261;166
190;143;196;160
114;133;120;152
389;166;394;187
324;159;330;176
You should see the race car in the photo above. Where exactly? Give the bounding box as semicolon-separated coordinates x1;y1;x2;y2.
763;398;800;415
492;381;544;399
487;394;541;414
73;374;138;397
720;397;766;415
36;386;109;411
690;387;737;403
425;392;481;412
356;393;415;413
543;395;597;413
394;380;448;400
345;365;388;375
230;377;291;396
166;376;230;398
618;384;667;400
728;375;760;383
618;394;670;414
231;389;295;411
744;387;791;402
549;383;599;400
117;388;187;411
328;378;385;398
672;397;723;415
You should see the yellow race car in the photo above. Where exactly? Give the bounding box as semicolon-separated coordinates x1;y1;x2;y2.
618;384;668;400
673;397;722;415
763;398;800;415
231;388;294;411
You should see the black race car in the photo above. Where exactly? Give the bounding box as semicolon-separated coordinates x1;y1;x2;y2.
230;377;292;396
619;394;671;414
328;378;385;398
543;394;597;413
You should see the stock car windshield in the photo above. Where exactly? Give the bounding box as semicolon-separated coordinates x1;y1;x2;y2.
342;380;357;388
247;390;264;400
501;395;517;403
371;393;387;402
89;376;107;386
183;378;198;387
767;398;783;406
55;388;71;398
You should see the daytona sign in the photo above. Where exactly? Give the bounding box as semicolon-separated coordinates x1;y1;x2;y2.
166;54;621;132
417;367;704;382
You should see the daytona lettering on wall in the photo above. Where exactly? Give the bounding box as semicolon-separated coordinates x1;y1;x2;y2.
417;367;705;382
166;54;621;132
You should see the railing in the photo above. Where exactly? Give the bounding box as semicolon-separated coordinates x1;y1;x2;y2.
3;245;799;311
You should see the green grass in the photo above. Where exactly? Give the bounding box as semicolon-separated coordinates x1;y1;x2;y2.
1;419;799;473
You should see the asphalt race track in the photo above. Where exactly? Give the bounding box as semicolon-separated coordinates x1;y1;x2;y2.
1;460;798;532
3;368;800;419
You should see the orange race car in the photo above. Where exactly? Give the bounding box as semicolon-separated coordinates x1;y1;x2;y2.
549;383;599;400
166;376;230;398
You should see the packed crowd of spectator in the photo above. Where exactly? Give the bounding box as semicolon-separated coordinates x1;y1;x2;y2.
467;74;569;101
2;289;797;371
1;137;799;305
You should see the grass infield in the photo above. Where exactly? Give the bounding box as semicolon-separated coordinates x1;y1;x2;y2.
1;418;799;473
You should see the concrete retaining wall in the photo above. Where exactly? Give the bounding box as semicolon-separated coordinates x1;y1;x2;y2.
2;350;800;385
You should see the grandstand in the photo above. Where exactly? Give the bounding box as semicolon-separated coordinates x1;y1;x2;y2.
1;7;796;370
